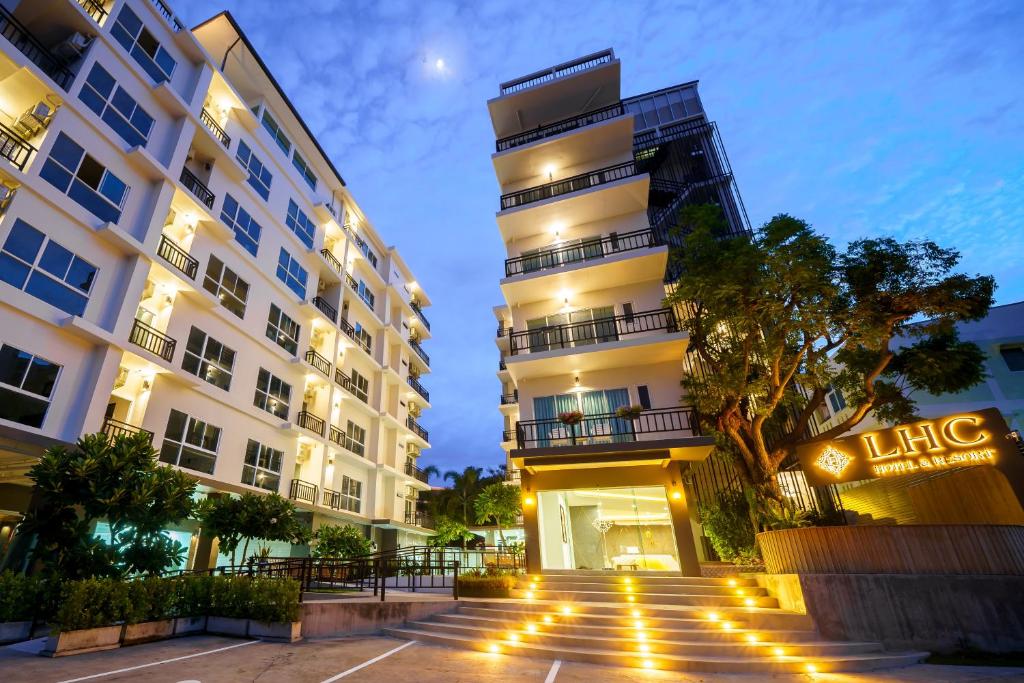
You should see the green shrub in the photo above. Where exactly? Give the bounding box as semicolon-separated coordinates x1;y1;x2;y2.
209;575;252;619
457;569;519;598
0;571;43;622
53;578;131;631
175;574;213;617
699;490;757;563
125;576;178;624
247;578;300;623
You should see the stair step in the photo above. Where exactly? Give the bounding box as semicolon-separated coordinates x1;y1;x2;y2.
518;581;769;597
511;588;779;608
526;573;760;587
384;627;928;674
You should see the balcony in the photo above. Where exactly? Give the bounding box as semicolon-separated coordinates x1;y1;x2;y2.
329;424;365;456
180;167;214;209
322;487;360;513
0;7;75;89
305;348;331;377
289;478;318;505
0;121;36;172
405;459;430;484
157;234;198;279
410;300;430;331
76;0;109;23
500;392;518;406
102;418;153;444
499;359;507;371
129;319;176;362
340;317;371;354
509;308;676;356
311;296;337;323
200;108;230;148
406;416;428;442
150;0;184;32
497;324;508;338
407;375;429;402
502;429;515;443
500;49;613;96
409;338;430;367
404;510;431;528
496;102;625;153
320;248;343;275
333;367;367;404
505;228;662;278
296;410;325;437
505;469;521;484
515;406;700;450
501;161;639;211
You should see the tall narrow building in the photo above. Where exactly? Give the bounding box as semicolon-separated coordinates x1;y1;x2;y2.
490;50;747;575
0;0;433;568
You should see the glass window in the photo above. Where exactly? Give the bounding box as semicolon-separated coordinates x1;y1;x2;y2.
355;236;378;268
285;199;316;249
236;140;273;200
254;367;291;419
350;369;369;402
827;386;847;413
182;326;235;391
220;193;262;257
0;343;61;428
40;133;129;224
353;322;372;354
1000;346;1024;372
346;420;366;456
110;5;177;83
266;303;300;355
202;255;249;319
241;439;283;492
291;152;317;190
275;248;308;299
0;219;97;316
79;63;154;148
357;280;375;309
339;475;361;512
260;108;291;154
159;409;220;474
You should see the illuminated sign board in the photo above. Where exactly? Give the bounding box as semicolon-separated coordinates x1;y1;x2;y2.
797;408;1018;487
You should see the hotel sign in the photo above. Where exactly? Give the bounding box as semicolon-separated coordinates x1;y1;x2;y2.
797;408;1018;487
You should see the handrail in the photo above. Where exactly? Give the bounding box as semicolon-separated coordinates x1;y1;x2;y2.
404;459;430;483
505;227;662;277
0;120;36;171
311;296;337;323
407;375;429;402
76;0;109;23
179;167;214;209
500;392;518;405
200;108;230;147
129;319;176;362
320;248;343;274
409;338;430;366
296;410;325;436
329;424;365;456
406;416;429;442
500;160;639;211
157;234;198;279
150;0;184;32
496;102;625;152
340;317;371;354
102;417;153;444
410;300;430;331
288;478;318;505
0;7;75;90
515;406;701;449
305;348;331;376
502;429;514;442
500;49;613;95
509;307;677;356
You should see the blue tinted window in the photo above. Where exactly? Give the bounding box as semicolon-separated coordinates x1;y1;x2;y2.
285;199;316;248
82;63;156;148
41;133;129;224
275;248;307;299
0;343;61;428
220;193;262;257
236;140;272;200
260;109;291;154
291;152;317;190
0;219;97;316
111;5;177;83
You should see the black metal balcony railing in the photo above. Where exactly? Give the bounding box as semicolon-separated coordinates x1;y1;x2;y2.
339;317;371;354
499;359;507;371
296;410;325;436
500;161;639;211
509;308;677;356
505;469;522;483
320;248;343;274
502;429;515;442
505;227;662;278
179;167;214;209
344;272;359;293
289;478;317;505
406;416;429;442
150;0;184;32
102;417;153;444
76;0;109;23
329;424;365;456
410;300;430;331
305;348;331;377
515;406;701;449
311;296;337;323
405;459;430;483
407;375;429;402
0;7;75;90
409;339;430;367
404;510;431;528
157;234;198;279
500;49;613;95
500;392;518;406
333;367;356;400
0;121;36;171
497;325;508;338
129;319;176;362
200;108;230;148
496;102;625;152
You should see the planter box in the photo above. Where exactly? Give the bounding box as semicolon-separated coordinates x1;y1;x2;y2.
42;625;122;657
206;616;248;637
123;619;173;645
249;620;301;642
173;615;208;636
0;620;32;644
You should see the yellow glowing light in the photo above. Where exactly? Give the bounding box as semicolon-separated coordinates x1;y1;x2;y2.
746;633;759;643
707;612;720;622
630;609;641;618
744;598;755;607
815;445;853;477
627;595;636;602
526;623;537;633
642;660;654;669
526;591;534;600
624;577;633;584
488;643;499;653
773;647;786;657
544;164;556;179
561;606;572;615
806;664;818;674
636;632;647;641
721;622;734;630
638;644;650;653
671;490;682;500
634;620;645;629
543;615;553;624
507;632;519;642
523;496;536;506
625;586;634;593
727;578;737;587
735;589;745;596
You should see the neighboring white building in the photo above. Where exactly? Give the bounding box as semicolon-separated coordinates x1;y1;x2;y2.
0;0;433;569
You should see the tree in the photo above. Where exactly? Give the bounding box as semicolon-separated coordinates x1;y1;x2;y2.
197;492;309;565
428;517;474;548
420;464;440;485
473;482;522;545
312;524;373;558
666;206;994;497
20;432;197;579
441;466;484;524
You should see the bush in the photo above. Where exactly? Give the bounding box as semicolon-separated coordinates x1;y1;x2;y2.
246;577;300;623
312;524;373;559
125;576;178;624
699;490;757;563
175;574;213;617
53;578;131;631
0;571;43;622
456;568;519;598
208;575;252;619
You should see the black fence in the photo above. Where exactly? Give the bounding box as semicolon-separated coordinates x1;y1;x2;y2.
157;234;198;279
496;102;625;152
500;160;639;210
129;319;176;362
0;121;35;171
505;227;661;277
515;406;701;449
180;167;214;209
509;308;677;355
200;108;230;147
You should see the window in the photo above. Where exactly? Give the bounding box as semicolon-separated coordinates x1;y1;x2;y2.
40;133;129;223
525;307;616;352
353;322;372;353
276;248;308;299
220;194;262;257
259;108;291;154
202;255;249;318
285;199;316;249
110;5;177;83
827;386;847;413
637;385;651;410
266;303;300;355
236;140;273;200
0;219;97;316
0;343;61;428
357;280;375;309
356;236;378;268
291;151;317;190
350;368;369;402
339;475;361;513
79;63;155;148
241;439;283;492
346;420;366;457
1001;346;1024;372
159;409;220;474
254;368;291;419
532;388;632;445
182;326;235;391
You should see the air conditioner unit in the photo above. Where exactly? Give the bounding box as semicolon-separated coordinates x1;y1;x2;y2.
52;32;91;62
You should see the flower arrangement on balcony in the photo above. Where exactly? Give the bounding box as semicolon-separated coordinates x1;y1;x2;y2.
615;405;644;420
557;410;584;426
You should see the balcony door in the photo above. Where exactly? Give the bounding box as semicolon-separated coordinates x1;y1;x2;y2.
526;306;617;353
533;388;631;447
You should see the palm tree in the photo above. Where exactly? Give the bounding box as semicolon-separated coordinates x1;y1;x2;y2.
421;464;440;484
443;466;484;524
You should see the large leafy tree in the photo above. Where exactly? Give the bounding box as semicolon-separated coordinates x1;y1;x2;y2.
197;492;309;565
440;466;485;524
666;206;994;495
21;432;197;579
473;482;522;544
312;524;373;558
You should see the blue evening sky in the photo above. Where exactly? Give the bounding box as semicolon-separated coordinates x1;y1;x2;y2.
172;0;1024;479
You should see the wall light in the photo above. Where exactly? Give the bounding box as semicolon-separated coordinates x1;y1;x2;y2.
544;164;555;181
523;496;535;506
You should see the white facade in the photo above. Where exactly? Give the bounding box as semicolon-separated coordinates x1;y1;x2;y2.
0;0;433;561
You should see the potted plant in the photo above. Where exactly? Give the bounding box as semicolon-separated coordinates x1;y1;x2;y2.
557;411;584;426
246;577;302;642
173;575;211;636
206;576;251;637
43;578;129;657
122;577;176;645
615;405;644;420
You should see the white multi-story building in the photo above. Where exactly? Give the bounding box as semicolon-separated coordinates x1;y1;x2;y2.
0;0;433;569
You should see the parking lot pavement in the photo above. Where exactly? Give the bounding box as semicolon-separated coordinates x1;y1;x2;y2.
3;635;1024;683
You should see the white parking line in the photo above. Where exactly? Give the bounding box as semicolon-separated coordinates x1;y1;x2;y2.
55;639;259;683
319;640;417;682
545;659;562;683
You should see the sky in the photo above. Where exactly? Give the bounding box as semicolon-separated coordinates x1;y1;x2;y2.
171;0;1024;480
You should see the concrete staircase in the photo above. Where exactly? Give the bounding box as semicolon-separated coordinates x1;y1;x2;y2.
385;571;928;674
